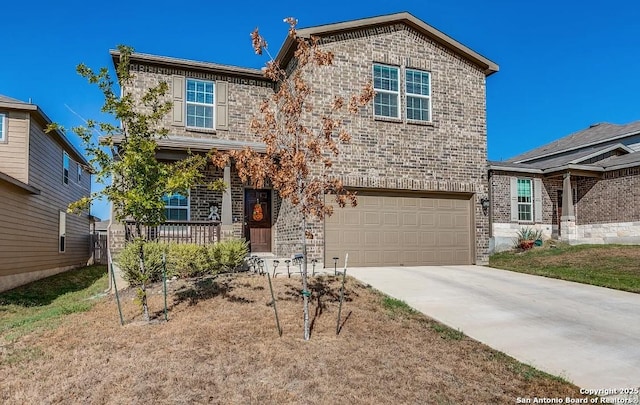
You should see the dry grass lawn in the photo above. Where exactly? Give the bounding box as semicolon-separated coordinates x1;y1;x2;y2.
1;272;584;404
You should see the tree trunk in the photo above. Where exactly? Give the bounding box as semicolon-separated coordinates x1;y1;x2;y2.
301;215;310;340
136;224;150;322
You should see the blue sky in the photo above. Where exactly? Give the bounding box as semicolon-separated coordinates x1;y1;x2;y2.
1;0;639;220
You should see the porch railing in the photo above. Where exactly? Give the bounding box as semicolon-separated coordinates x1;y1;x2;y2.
124;220;222;245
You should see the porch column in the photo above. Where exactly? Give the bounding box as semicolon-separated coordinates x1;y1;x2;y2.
222;165;233;226
560;172;576;242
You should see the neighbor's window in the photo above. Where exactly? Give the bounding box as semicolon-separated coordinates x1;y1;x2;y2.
186;79;215;129
77;164;82;182
63;152;70;185
163;193;189;221
59;211;66;253
0;113;6;141
406;69;431;121
373;64;400;119
517;178;533;221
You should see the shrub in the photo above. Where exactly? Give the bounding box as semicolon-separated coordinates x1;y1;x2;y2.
207;238;249;273
167;243;209;277
117;241;166;285
513;227;544;250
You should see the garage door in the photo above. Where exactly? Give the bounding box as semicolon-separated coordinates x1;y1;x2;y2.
325;193;473;267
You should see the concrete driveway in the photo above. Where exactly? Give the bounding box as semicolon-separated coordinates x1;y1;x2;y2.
346;265;640;390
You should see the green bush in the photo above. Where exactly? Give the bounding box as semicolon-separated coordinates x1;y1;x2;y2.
513;227;544;250
207;238;249;273
117;241;166;286
167;243;209;277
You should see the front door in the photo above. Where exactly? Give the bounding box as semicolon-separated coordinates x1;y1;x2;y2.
244;189;272;252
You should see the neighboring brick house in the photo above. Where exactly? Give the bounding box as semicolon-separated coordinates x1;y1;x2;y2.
0;95;92;292
488;121;640;252
110;12;498;266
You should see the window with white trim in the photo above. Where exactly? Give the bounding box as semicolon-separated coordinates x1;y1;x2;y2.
373;64;400;119
406;69;431;121
63;152;70;185
517;178;533;221
0;113;6;141
59;211;66;253
186;79;215;129
77;164;82;183
163;193;189;221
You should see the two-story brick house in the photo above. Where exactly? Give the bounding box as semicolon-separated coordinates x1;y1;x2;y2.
110;12;498;267
0;95;92;292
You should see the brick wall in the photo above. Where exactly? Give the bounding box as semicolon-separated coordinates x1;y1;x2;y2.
489;171;558;224
279;23;491;264
120;21;493;264
127;62;273;143
577;168;640;225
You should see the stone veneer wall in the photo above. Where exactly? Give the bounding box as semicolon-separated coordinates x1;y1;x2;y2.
277;23;491;264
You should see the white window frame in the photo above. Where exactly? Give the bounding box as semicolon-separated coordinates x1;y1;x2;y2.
517;178;533;222
405;68;432;122
63;152;70;185
372;64;400;119
162;192;190;221
59;211;66;253
186;79;215;129
77;164;82;183
0;113;6;142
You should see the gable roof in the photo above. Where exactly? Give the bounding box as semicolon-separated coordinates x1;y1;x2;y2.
275;12;499;76
0;94;89;166
508;121;640;164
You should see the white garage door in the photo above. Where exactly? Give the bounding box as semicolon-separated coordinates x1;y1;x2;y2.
325;193;473;267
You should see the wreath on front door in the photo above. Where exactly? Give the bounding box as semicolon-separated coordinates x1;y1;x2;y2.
252;202;264;222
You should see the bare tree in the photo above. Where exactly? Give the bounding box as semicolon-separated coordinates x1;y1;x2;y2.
213;18;373;340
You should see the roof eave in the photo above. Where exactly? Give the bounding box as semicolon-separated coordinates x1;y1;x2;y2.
0;100;89;166
110;50;268;81
277;12;499;76
514;129;640;164
0;171;41;194
488;164;543;174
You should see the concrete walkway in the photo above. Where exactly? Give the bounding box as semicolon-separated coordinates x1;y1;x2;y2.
347;265;640;390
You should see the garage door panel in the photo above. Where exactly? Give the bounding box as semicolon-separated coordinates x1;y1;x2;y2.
403;231;418;246
364;212;381;226
364;231;380;245
384;212;399;226
384;231;400;246
420;213;435;227
402;213;418;227
325;194;472;267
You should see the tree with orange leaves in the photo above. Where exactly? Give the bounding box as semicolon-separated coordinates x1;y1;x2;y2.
213;18;373;340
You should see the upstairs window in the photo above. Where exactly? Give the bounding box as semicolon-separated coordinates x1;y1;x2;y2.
63;152;70;185
77;164;82;183
373;64;400;119
517;179;533;221
163;193;189;221
186;79;215;129
0;113;5;141
406;69;431;122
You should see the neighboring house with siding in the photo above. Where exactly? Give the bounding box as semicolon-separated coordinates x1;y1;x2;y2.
109;12;498;267
0;95;91;292
488;121;640;252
